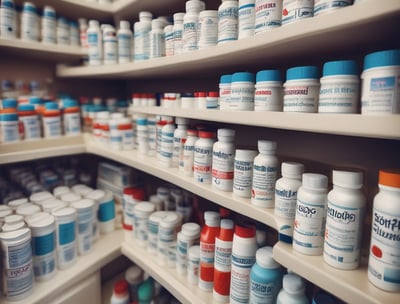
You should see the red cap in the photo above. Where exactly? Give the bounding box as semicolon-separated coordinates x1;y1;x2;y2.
198;130;215;138
234;222;256;238
379;169;400;188
208;91;219;97
113;280;128;296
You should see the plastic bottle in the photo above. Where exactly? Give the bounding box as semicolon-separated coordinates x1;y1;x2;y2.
207;91;219;109
125;266;143;302
118;117;134;150
133;202;155;247
274;162;304;243
249;246;283;303
176;222;201;275
87;20;102;65
164;24;174;56
361;49;400;114
0;111;19;143
254;0;282;34
212;128;236;192
117;20;132;63
157;212;182;266
219;74;232;110
194;130;216;184
69;20;80;46
70;198;95;255
283;65;320;113
198;10;219;49
147;115;157;155
213;218;234;303
368;169;400;292
103;25;117;64
173;117;189;168
0;0;16;38
281;0;314;25
254;69;283;111
147;211;168;254
230;221;257;304
230;71;256;110
251;140;278;208
293;173;328;255
172;12;185;55
21;1;38;41
78;18;88;48
150;19;165;59
182;11;199;52
238;0;255;39
218;0;239;44
233;149;258;198
324;170;366;269
199;211;220;291
188;245;201;285
318;60;359;113
110;280;129;304
41;5;56;43
183;129;199;175
63;98;81;136
159;116;175;167
42;102;62;138
56;16;70;45
276;273;309;304
134;11;152;61
314;0;353;16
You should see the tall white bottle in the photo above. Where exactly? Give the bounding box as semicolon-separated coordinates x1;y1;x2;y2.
212;128;235;192
117;20;132;63
87;20;102;65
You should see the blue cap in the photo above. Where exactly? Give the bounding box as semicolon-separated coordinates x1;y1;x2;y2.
363;49;400;70
136;117;148;125
323;60;358;76
232;72;255;83
286;66;319;80
63;98;78;108
23;2;36;13
220;74;232;84
2;0;14;9
45;102;59;110
29;96;42;105
18;104;35;111
2;99;17;108
256;69;281;82
0;113;18;121
117;99;128;107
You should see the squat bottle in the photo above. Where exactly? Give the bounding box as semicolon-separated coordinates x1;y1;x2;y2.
276;273;308;304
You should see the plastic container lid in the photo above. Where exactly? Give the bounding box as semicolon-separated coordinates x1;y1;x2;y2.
256;69;282;82
199;10;218;17
332;170;363;189
139;11;153;20
176;117;189;125
204;211;220;226
42;199;67;212
5;214;24;224
89;20;100;27
16;204;40;217
256;246;280;269
232;72;256;83
0;227;31;242
235;222;256;238
85;189;106;202
63;98;78;108
0;205;12;218
119;20;130;29
23;2;36;12
258;140;277;152
286;66;319;80
283;274;306;295
134;202;155;215
378;169;400;188
220;74;232;84
0;112;17;121
208;91;219;97
181;222;201;237
198;130;215;139
2;0;14;9
363;49;400;70
71;198;95;210
323;60;358;76
8;198;29;209
53;186;71;198
2;99;17;108
173;12;185;22
217;128;235;139
235;149;257;160
188;244;200;259
302;173;328;191
18;104;35;111
125;265;143;284
159;212;181;228
113;280;129;296
52;207;77;219
281;162;304;178
185;0;205;13
45;102;59;110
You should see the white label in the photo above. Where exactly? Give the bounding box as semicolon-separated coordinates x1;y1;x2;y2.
230;252;255;304
218;6;239;43
251;163;277;206
194;142;213;183
254;83;282;111
64;113;81;135
255;0;282;33
283;85;319;112
238;1;255;39
274;187;298;218
88;32;102;64
233;159;254;197
104;39;117;64
219;84;231;110
250;280;278;304
198;15;218;48
160;131;174;165
133;215;149;242
214;238;232;272
182;20;198;52
121;129;134;150
318;82;359;113
282;0;314;24
20;116;41;140
183;139;196;175
118;33;132;62
173;25;183;55
174;136;186;169
134;26;150;60
0;5;16;38
212;145;235;191
21;11;39;41
150;31;165;58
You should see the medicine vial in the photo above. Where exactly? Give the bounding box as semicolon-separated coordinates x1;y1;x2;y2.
282;0;314;25
133;202;155;247
182;11;199;52
117;20;132;63
164;24;174;56
238;0;255;39
87;20;103;65
21;1;39;41
43;102;62;138
0;0;17;39
176;222;201;275
78;18;88;48
194;130;216;183
218;0;239;44
69;20;80;46
255;69;283;111
324;170;366;270
134;11;152;61
56;16;70;45
207;91;219;109
160;117;176;167
70;198;95;255
368;169;400;292
173;117;189;168
251;140;278;208
233;149;258;198
254;0;282;34
41;5;56;43
198;10;218;49
157;212;182;267
230;71;256;110
172;12;185;55
150;19;165;59
313;0;353;16
103;25;117;64
361;49;400;114
212;128;236;192
283;65;320;113
276;273;309;304
219;74;232;110
183;129;199;175
63;98;81;136
293;173;328;255
318;60;360;113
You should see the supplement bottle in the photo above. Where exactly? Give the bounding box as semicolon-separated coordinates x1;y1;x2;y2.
173;117;189;168
188;245;201;285
218;0;239;44
318;60;359;113
0;111;19;143
69;20;80;46
41;5;56;43
2;214;26;232
172;12;185;55
0;0;17;39
103;25;117;65
63;98;81;136
117;20;132;63
198;10;218;49
70;198;95;255
182;129;199;175
233;149;258;198
314;0;353;16
42;102;62;138
254;0;282;34
368;169;400;292
281;0;314;25
133;201;155;247
283;65;320;113
149;19;165;59
274;162;304;243
56;16;70;45
238;0;255;39
182;11;199;52
118;117;134;150
219;74;232;110
199;211;220;291
324;170;366;269
87;20;102;65
293;173;328;255
230;71;255;110
110;280;129;304
207;91;219;109
212;128;236;192
254;69;283;111
249;246;283;303
134;11;152;61
125;265;143;302
213;218;234;303
157;212;182;267
230;221;257;304
176;222;201;275
251;140;278;208
164;24;174;56
194;130;216;183
21;2;39;41
276;273;308;304
78;18;88;48
159;117;176;167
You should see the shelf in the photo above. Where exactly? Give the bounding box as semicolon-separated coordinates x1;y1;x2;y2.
0;135;86;165
130;107;400;140
56;0;400;79
122;238;212;304
273;242;398;304
3;229;124;304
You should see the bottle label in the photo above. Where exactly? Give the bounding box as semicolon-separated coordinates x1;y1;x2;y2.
282;0;314;25
0;4;17;38
233;159;254;196
251;164;277;206
218;6;239;43
274;187;298;218
118;33;131;61
212;148;235;190
238;2;255;38
314;0;353;15
230;252;255;303
283;85;319;112
182;21;198;51
255;0;282;33
250;280;278;304
194;144;213;183
32;232;56;278
214;238;232;272
98;200;115;222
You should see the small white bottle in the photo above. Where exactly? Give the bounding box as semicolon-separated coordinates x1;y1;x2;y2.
324;170;366;270
276;273;309;304
87;20;102;65
0;0;17;39
229;71;256;111
233;149;258;198
41;5;56;44
182;11;199;52
212;128;236;192
21;1;39;41
182;129;199;175
69;20;80;46
117;20;132;63
218;0;239;44
176;222;201;275
172;12;185;55
238;0;255;39
164;24;174;57
159;116;175;167
251;140;278;208
103;25;117;64
56;16;70;45
197;10;218;49
293;173;328;255
219;74;232;110
193;130;215;183
134;11;152;61
149;19;165;59
172;117;189;168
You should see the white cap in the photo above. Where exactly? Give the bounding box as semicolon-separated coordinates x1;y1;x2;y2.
217;128;235;139
235;149;257;160
181;222;201;237
258;140;277;152
139;11;153;20
256;246;280;269
89;20;100;27
151;19;164;29
282;274;306;295
302;173;328;191
119;20;130;29
173;12;185;22
175;117;189;125
332;170;363;189
281;162;304;179
185;0;205;13
204;211;220;227
125;265;143;284
134;201;155;215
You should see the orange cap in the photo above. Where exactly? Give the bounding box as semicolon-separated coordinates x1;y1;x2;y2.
379;169;400;188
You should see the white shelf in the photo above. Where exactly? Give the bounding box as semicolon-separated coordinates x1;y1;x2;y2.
3;229;124;304
131;107;400;140
56;1;400;79
0;135;86;164
122;238;213;304
273;242;398;304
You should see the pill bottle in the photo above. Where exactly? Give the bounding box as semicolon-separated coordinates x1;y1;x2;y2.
118;117;134;150
164;24;174;57
0;112;19;143
188;245;201;285
276;273;308;304
125;265;143;302
318;60;360;113
361;49;400;114
0;0;17;39
186;0;206;13
314;0;353;16
157;212;182;266
293;173;328;255
274;162;304;243
218;0;239;44
43;102;62;138
160;117;176;167
41;5;56;43
249;246;283;303
103;25;117;64
17;103;41;140
87;19;102;65
213;218;234;303
133;201;155;246
110;280;129;304
212;128;236;192
230;71;255;110
70;198;95;255
173;12;185;55
63;98;81;136
117;20;132;63
183;129;199;175
324;170;366;269
207;91;219;109
194;130;216;184
254;0;282;34
251;140;278;208
69;20;79;46
173;117;189;168
134;11;152;61
150;19;165;59
21;1;39;41
61;191;81;206
176;222;201;275
219;74;232;110
255;69;283;111
283;65;320;113
233;149;258;197
368;169;400;292
282;0;314;25
147;211;168;255
230;221;257;304
198;10;218;49
182;11;199;52
238;0;255;39
56;16;69;45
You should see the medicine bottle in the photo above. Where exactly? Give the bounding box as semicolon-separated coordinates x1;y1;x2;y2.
281;0;314;25
314;0;353;16
233;149;258;198
149;19;165;59
160;117;176;167
172;12;185;55
254;0;282;34
255;69;283;111
230;71;255;110
0;111;19;143
176;222;201;275
164;24;174;57
212;128;235;192
157;212;182;267
110;280;129;304
173;117;189;168
251;140;278;208
368;169;400;292
103;25;117;64
207;91;219;109
198;10;218;49
69;20;80;46
134;11;152;61
41;5;56;44
218;0;239;44
194;130;215;184
182;129;198;175
87;20;102;65
125;266;143;302
249;246;283;303
56;16;70;45
219;74;232;110
238;0;255;39
0;0;17;39
324;170;366;269
117;20;132;63
182;11;199;52
188;245;201;285
133;201;155;247
118;117;134;150
63;98;81;136
293;173;328;255
43;102;62;138
21;1;39;41
276;273;308;304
